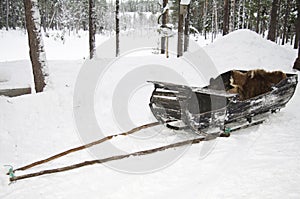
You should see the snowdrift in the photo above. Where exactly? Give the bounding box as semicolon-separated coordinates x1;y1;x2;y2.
204;29;297;73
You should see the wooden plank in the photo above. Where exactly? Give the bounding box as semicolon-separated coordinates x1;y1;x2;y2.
0;87;31;97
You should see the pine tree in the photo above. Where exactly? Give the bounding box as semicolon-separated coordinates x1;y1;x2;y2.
229;0;236;32
256;0;261;33
223;0;230;35
268;0;279;41
282;0;291;45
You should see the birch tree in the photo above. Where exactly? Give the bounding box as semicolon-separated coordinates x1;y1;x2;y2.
24;0;48;92
89;0;96;59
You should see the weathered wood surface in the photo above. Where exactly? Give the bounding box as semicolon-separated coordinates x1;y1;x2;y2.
149;72;298;132
10;135;207;182
0;87;31;97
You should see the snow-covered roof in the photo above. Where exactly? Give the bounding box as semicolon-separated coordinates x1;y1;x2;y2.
180;0;191;6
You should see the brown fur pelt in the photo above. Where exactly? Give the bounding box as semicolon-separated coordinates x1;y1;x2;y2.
229;69;287;100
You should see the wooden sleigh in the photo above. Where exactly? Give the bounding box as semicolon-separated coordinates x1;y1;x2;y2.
149;70;298;135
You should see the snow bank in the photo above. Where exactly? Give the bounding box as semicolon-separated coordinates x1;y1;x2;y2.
204;29;297;73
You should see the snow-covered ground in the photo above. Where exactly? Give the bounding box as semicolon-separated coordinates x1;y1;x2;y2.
0;29;300;198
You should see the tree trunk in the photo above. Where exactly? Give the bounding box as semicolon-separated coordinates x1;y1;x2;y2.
293;0;300;70
116;0;120;57
184;4;190;52
282;0;290;45
203;0;208;39
161;0;168;54
256;0;261;33
40;0;47;33
215;0;218;36
267;0;279;42
223;0;229;35
44;0;48;31
6;0;8;30
211;0;218;42
246;0;252;29
229;0;235;32
211;4;215;42
294;0;300;49
24;0;48;92
177;2;184;57
89;0;96;59
242;0;245;28
276;0;282;43
0;0;2;29
295;33;299;49
237;0;241;29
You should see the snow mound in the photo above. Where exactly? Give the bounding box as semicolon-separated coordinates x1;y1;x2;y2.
204;29;297;73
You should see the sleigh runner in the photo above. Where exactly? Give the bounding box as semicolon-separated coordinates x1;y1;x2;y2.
149;70;298;135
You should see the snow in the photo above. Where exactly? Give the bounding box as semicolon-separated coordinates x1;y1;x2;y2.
180;0;191;5
203;29;297;73
0;29;300;198
0;29;109;61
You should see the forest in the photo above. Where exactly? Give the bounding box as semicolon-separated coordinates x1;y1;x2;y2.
0;0;299;47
